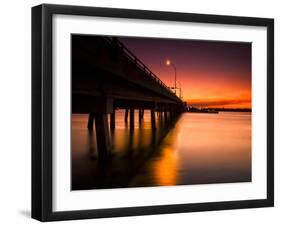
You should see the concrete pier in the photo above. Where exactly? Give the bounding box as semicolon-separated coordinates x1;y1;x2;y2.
130;108;135;130
110;111;115;130
87;113;94;131
125;109;129;123
151;108;156;130
94;113;111;160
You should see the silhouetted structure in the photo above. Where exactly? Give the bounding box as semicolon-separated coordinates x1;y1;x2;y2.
72;35;185;160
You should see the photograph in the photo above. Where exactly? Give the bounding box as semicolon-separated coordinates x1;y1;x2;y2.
31;3;274;221
71;35;252;190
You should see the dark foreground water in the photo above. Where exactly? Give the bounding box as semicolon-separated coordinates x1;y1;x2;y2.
72;111;251;190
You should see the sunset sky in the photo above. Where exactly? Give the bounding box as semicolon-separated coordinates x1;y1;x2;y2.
120;37;252;109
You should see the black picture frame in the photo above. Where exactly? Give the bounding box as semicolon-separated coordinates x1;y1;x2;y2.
32;4;274;222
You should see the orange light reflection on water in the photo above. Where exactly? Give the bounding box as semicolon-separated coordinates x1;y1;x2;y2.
72;111;251;190
152;137;179;186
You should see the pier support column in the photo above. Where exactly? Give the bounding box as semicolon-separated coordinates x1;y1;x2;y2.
110;110;115;130
95;113;111;160
164;110;168;122
125;109;129;123
87;113;94;131
170;111;174;120
170;110;174;119
151;108;156;130
138;108;142;124
156;111;160;118
160;111;163;120
130;108;135;130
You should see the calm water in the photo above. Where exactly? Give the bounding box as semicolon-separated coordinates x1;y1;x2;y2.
72;111;251;190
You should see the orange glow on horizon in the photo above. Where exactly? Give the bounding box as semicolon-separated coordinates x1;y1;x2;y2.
153;146;178;186
159;70;251;109
186;97;251;108
181;72;251;108
120;37;252;109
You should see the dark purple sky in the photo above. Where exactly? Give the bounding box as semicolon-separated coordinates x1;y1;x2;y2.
119;36;251;108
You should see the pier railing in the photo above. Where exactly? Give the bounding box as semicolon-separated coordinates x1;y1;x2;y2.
103;37;178;99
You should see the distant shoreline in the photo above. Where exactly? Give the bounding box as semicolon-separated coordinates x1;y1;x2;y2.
208;108;252;112
186;107;252;113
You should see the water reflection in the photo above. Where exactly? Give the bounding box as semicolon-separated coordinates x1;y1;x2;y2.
72;111;251;190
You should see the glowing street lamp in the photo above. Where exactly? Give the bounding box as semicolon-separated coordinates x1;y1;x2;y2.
166;59;177;96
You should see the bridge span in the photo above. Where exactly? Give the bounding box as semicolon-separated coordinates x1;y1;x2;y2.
72;35;185;160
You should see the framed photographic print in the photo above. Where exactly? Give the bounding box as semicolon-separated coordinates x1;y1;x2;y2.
32;4;274;221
